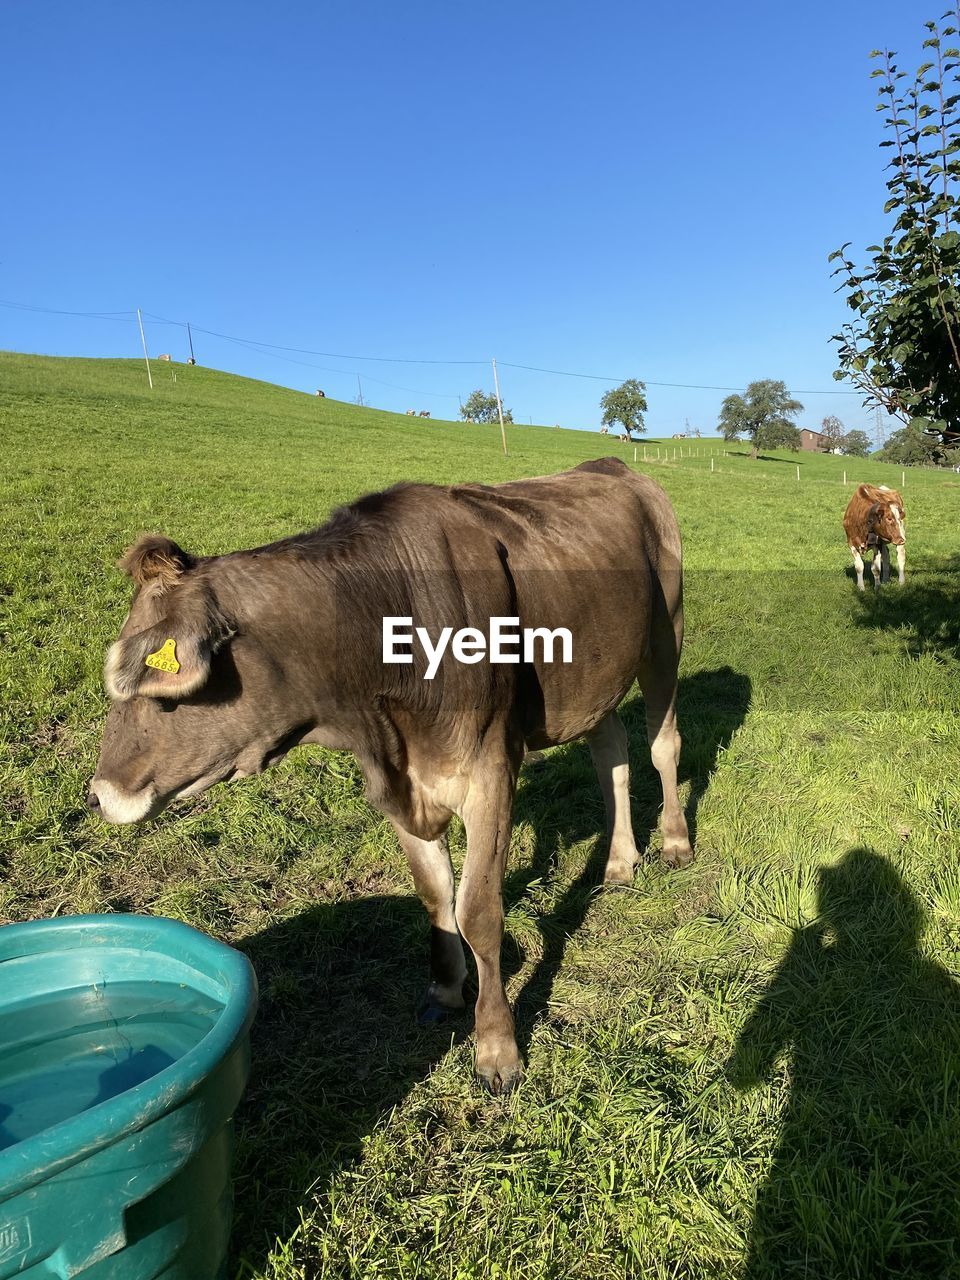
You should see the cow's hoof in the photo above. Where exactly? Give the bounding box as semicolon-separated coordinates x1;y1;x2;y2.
476;1061;522;1095
662;840;694;869
475;1045;522;1095
417;1000;453;1027
604;842;640;884
416;989;465;1026
603;861;638;886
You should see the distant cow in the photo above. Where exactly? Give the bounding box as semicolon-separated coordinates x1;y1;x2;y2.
600;426;609;436
843;482;906;590
315;390;325;398
418;410;431;418
88;459;692;1094
406;409;416;415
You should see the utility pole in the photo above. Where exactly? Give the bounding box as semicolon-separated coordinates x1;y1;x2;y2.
874;405;886;447
136;308;153;390
186;322;196;365
492;358;507;456
357;375;364;407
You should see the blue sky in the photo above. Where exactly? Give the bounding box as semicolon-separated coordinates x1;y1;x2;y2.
0;0;924;436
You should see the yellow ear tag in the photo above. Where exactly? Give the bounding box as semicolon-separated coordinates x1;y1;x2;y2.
144;638;181;674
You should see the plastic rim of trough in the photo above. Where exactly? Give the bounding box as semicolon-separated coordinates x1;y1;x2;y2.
0;913;258;1278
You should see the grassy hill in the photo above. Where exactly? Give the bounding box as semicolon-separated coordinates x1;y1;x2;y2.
3;351;960;1279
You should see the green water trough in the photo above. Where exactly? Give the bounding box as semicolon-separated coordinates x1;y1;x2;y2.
0;915;258;1278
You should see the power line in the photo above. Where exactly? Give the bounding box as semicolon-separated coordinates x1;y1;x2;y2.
499;360;860;396
141;311;485;366
1;296;861;397
157;324;461;400
0;299;136;321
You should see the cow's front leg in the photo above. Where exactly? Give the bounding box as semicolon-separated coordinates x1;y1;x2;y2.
851;546;865;591
879;542;891;584
896;543;906;585
871;548;883;589
391;822;467;1024
457;760;521;1094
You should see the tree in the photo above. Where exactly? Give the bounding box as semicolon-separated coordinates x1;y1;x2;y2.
718;380;804;458
842;428;872;457
460;389;513;424
830;11;960;453
764;420;803;451
879;422;943;465
820;415;846;451
600;379;648;435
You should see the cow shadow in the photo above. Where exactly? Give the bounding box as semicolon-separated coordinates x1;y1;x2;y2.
230;665;751;1274
231;892;462;1275
727;848;960;1278
506;666;751;1050
850;556;960;660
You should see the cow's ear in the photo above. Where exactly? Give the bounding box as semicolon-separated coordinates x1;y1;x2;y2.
104;601;234;702
119;535;194;592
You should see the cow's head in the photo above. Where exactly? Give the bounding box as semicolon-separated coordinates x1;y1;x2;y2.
867;499;906;547
88;535;316;824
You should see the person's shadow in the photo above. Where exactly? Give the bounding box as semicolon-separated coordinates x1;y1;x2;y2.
727;848;960;1279
232;666;751;1274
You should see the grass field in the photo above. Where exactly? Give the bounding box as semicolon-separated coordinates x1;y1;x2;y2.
3;350;960;1279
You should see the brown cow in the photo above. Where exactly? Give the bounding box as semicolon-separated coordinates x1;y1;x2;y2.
842;482;906;590
88;458;692;1093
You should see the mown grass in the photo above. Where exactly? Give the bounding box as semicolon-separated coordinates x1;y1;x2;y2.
2;350;960;1278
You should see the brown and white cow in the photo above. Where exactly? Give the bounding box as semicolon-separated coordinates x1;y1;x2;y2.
842;482;906;590
88;458;692;1093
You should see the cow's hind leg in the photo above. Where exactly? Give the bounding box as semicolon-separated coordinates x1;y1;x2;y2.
637;636;693;871
456;755;522;1094
587;710;640;884
391;822;467;1024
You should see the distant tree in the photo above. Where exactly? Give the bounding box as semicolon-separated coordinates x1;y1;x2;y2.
830;11;960;452
820;415;846;451
842;429;872;457
879;423;942;465
764;420;803;451
460;389;513;424
600;379;648;435
718;380;804;458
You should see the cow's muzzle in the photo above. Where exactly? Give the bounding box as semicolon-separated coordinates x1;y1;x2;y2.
87;779;162;825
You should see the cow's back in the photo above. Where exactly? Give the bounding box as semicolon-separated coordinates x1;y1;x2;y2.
447;458;680;745
852;482;904;509
218;459;683;756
